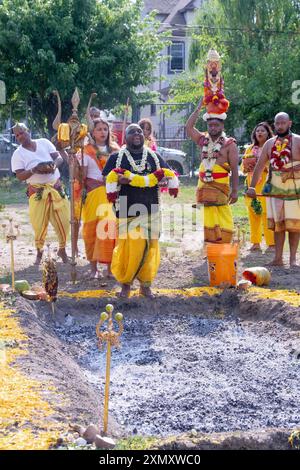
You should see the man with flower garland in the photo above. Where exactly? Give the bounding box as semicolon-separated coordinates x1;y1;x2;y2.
102;124;178;298
186;97;239;243
186;49;239;244
247;112;300;267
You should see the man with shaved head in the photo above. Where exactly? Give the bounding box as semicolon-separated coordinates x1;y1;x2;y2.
11;123;70;265
102;124;173;297
247;112;300;267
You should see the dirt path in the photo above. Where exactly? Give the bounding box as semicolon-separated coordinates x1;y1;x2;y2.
1;202;299;293
1;201;300;449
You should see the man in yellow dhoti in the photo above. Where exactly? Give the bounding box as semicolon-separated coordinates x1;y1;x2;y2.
247;112;300;267
11;123;70;264
186;49;239;243
102;124;178;298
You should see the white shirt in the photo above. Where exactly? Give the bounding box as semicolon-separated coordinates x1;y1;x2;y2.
11;138;60;184
79;145;108;182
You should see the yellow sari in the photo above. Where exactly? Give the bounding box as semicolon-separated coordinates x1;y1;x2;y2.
243;145;274;246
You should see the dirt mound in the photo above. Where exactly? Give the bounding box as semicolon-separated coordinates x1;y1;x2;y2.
14;297;122;438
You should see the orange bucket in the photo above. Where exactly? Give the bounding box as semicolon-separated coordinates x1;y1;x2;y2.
206;243;238;287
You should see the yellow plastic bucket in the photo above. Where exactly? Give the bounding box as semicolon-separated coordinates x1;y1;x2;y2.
206;243;238;287
242;267;271;286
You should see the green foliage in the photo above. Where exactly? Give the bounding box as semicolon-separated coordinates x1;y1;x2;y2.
0;0;165;132
115;436;157;450
251;198;263;215
171;0;300;141
0;178;26;205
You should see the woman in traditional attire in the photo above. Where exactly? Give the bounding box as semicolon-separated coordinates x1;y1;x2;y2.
138;118;157;151
243;122;275;251
81;118;119;278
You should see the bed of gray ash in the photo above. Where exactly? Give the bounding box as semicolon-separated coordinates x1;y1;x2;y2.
53;298;300;437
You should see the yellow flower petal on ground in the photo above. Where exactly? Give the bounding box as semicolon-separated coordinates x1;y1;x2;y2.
251;287;300;307
59;287;220;299
0;302;64;450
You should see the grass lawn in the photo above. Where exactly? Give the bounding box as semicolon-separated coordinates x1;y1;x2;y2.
0;177;27;206
164;177;250;237
0;176;250;238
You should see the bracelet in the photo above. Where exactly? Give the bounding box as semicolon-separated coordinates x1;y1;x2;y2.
248;186;256;191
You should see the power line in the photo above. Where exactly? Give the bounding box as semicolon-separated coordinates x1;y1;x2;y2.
158;22;300;36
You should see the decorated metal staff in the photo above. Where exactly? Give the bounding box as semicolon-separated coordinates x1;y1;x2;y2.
96;304;124;436
42;244;58;315
2;218;20;290
121;97;130;145
53;88;88;282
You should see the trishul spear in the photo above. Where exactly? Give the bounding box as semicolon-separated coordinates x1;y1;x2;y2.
52;88;88;283
96;304;124;436
2;218;20;290
121;97;130;145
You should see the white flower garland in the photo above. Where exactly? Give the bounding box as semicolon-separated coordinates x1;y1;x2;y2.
202;132;226;182
116;147;161;173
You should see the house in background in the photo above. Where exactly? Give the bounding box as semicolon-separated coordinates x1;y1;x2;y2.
138;0;204;145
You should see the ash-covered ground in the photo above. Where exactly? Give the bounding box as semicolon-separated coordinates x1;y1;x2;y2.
53;300;300;437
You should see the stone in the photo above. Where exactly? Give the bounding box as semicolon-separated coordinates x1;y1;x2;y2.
83;424;99;444
65;314;75;327
94;435;116;450
74;437;87;447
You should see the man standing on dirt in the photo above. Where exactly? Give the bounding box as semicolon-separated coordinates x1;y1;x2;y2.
246;112;300;267
102;124;177;298
186;97;239;243
186;49;239;244
11;123;70;265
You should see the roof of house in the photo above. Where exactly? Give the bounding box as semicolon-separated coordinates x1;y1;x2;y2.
164;0;196;25
143;0;179;15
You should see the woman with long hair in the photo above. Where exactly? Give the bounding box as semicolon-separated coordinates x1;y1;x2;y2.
138;118;157;151
243;122;275;251
81;118;119;277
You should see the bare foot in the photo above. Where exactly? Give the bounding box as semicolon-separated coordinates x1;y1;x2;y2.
57;248;69;263
139;285;154;298
290;260;300;268
265;245;275;253
267;259;284;267
85;268;99;279
249;244;262;252
34;249;43;265
94;270;103;279
104;265;114;279
118;284;131;298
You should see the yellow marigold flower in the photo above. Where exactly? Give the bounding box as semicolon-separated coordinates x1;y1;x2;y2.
164;169;176;178
130;174;146;187
148;173;158;186
106;171;118;184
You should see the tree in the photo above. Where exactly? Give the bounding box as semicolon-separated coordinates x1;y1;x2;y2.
170;0;300;140
0;0;164;133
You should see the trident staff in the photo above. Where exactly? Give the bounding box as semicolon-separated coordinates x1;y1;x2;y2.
3;218;19;290
96;304;123;436
53;88;88;282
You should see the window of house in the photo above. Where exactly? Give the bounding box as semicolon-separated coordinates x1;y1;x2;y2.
168;42;185;73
